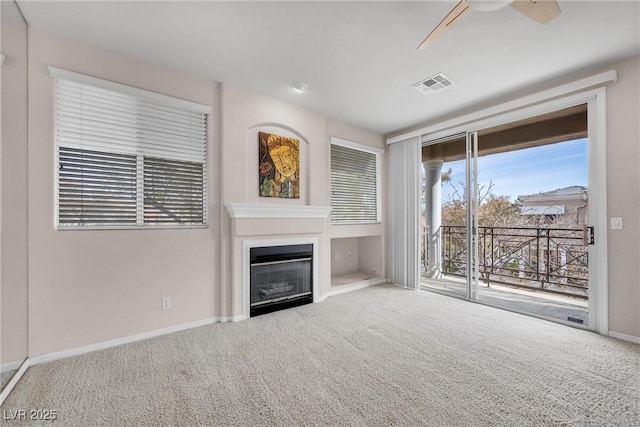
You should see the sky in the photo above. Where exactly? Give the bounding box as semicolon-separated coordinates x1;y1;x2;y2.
439;138;588;202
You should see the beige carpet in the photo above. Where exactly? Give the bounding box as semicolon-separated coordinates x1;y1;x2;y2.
1;284;638;426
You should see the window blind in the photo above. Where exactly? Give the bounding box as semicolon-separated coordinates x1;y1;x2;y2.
58;147;137;225
143;156;204;225
53;70;208;228
330;144;380;224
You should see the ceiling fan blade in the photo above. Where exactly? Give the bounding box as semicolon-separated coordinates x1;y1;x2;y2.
509;0;561;25
418;0;471;50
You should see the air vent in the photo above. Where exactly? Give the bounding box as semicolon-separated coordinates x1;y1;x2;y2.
412;73;454;95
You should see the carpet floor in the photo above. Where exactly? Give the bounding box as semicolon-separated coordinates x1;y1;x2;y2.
1;284;638;426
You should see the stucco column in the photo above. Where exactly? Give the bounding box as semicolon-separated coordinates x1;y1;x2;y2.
423;159;444;278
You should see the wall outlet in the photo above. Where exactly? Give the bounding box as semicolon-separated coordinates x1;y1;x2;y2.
162;297;172;310
335;252;341;260
346;251;352;259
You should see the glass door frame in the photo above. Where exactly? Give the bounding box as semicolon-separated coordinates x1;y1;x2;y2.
466;131;479;300
420;88;609;334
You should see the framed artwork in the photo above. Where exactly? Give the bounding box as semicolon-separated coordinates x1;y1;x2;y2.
259;132;300;199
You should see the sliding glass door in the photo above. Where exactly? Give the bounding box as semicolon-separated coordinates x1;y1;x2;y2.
420;133;469;298
421;105;595;329
420;131;480;301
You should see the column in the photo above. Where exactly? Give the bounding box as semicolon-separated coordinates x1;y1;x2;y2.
423;159;444;278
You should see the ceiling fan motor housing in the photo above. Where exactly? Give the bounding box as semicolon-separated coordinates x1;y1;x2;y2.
466;0;512;12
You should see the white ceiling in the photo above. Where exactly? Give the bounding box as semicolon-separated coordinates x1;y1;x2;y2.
16;1;640;136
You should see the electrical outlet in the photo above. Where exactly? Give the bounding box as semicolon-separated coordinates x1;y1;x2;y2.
335;252;341;260
346;251;352;259
162;297;171;310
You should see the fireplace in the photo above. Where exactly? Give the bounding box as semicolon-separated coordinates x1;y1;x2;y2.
250;244;313;317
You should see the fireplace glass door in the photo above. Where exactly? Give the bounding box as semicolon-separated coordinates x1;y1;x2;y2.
250;244;313;316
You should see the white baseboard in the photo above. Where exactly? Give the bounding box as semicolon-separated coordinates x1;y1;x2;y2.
609;331;640;344
28;316;220;367
327;278;387;297
0;360;29;406
1;359;24;373
315;294;328;303
220;315;248;323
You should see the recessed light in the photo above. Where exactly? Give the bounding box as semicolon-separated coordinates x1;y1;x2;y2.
290;82;309;93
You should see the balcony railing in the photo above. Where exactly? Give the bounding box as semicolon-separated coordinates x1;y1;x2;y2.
433;225;588;299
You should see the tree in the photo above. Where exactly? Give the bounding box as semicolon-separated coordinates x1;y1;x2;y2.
479;194;520;227
440;177;521;226
441;168;452;184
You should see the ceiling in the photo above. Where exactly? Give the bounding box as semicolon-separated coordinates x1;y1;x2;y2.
16;1;640;136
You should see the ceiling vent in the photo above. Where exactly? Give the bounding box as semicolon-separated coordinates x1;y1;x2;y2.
412;73;454;95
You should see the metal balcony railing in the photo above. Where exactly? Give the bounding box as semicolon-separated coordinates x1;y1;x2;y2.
432;225;588;299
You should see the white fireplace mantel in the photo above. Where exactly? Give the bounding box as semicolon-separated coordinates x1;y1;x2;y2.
225;203;331;219
226;204;331;320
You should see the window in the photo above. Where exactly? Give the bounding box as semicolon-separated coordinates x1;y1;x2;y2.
330;138;382;224
50;67;210;229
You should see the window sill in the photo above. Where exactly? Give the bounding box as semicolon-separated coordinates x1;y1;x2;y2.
56;224;209;231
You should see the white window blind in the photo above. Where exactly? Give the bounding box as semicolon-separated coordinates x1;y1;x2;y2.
51;67;209;228
330;141;381;224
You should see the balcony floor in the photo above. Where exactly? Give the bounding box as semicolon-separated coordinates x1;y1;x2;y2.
421;275;589;326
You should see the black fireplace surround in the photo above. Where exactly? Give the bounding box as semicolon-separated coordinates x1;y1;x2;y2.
250;244;313;317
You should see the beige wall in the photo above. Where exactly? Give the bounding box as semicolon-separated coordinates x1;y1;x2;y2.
1;0;28;367
331;238;360;277
327;118;386;151
27;30;221;356
359;236;384;279
603;56;640;338
220;84;330;206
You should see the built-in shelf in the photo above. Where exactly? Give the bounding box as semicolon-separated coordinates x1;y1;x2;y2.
328;273;386;297
331;271;380;286
330;235;384;295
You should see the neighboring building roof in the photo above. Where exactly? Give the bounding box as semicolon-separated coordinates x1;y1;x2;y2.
518;186;588;204
518;186;587;216
521;205;566;216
